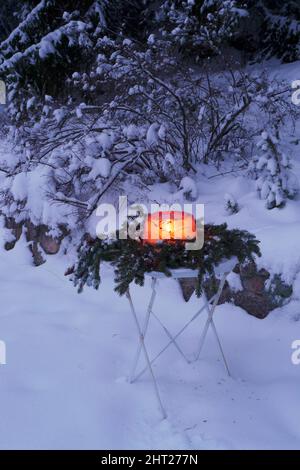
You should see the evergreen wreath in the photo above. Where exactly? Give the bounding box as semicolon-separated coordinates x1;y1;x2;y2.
70;223;261;297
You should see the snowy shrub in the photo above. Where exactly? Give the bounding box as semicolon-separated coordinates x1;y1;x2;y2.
224;193;239;215
179;177;198;201
255;0;300;62
157;0;245;58
156;1;300;63
250;131;298;209
1;32;296;243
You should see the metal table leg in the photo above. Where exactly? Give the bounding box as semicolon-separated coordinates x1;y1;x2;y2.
196;273;231;376
126;286;167;419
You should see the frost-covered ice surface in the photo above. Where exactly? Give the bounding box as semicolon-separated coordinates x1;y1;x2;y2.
0;232;299;450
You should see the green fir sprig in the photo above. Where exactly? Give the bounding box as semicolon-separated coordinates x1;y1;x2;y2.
71;224;261;296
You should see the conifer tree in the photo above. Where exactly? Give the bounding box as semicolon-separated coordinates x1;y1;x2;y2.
258;0;300;62
157;0;243;58
251;131;298;209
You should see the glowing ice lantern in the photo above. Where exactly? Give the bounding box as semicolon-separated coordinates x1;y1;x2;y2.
143;211;196;243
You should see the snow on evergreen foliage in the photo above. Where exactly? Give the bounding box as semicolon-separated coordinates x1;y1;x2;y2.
157;0;245;58
155;0;300;62
257;0;300;62
157;0;247;57
250;131;298;210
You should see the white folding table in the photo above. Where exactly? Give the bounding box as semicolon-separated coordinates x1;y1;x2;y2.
126;257;237;419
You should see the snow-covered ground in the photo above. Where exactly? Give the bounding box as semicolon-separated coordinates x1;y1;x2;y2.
0;228;299;450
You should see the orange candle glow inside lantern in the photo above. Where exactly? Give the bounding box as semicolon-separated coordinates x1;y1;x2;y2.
143;211;196;243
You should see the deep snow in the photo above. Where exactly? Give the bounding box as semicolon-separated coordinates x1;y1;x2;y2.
0;232;299;449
